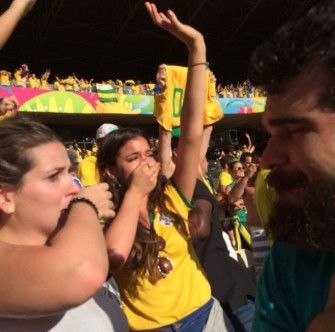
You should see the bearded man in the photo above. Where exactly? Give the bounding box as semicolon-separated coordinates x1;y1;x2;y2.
249;1;335;331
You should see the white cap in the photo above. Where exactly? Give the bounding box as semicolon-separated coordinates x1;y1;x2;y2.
96;123;119;140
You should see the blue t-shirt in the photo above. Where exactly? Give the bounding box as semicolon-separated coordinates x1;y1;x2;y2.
252;241;335;332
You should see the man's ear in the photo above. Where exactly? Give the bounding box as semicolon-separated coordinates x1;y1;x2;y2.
0;185;16;214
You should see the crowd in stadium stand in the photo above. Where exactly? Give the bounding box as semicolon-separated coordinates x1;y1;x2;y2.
0;64;265;97
217;80;264;98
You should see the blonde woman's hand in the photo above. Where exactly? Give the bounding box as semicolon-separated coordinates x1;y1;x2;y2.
145;2;204;49
78;183;116;220
128;161;160;197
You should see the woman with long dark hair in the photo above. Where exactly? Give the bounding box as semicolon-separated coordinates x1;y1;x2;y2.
97;3;233;331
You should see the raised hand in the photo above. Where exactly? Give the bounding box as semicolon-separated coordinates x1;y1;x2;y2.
145;2;206;202
10;0;37;16
0;0;37;50
145;2;204;49
128;161;160;197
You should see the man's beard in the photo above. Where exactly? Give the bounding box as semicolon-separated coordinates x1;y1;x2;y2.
267;169;335;251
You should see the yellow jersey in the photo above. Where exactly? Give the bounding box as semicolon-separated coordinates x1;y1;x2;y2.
0;72;10;86
255;169;276;228
78;155;100;186
117;181;211;330
14;71;23;86
218;170;233;187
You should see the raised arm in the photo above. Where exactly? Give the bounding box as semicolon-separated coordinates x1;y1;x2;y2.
245;132;255;153
104;161;160;270
0;0;36;49
145;2;206;202
228;163;257;204
157;125;176;179
0;183;114;316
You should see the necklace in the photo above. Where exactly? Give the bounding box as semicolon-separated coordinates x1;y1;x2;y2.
149;209;173;278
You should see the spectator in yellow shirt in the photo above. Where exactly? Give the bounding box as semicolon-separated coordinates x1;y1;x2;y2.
0;70;11;86
14;69;24;87
54;77;65;91
40;69;51;89
78;123;119;186
217;155;234;198
28;73;40;88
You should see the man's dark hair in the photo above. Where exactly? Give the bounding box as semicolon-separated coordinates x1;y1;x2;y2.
249;0;335;107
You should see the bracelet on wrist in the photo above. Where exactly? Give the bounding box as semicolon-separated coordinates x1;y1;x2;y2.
188;61;209;68
68;197;99;218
